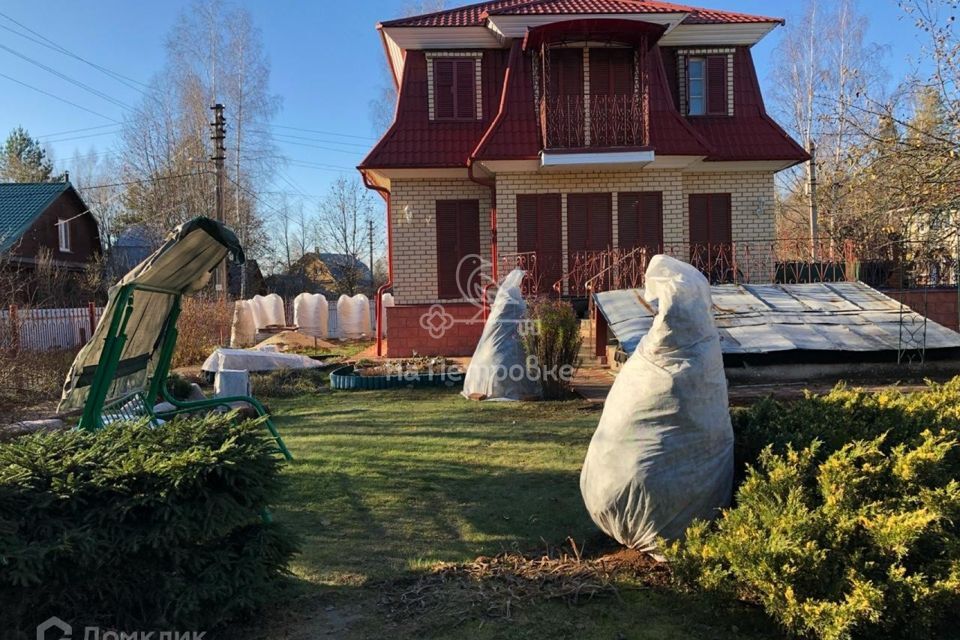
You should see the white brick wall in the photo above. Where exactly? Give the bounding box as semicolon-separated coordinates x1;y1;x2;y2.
390;170;775;303
682;172;776;245
389;179;492;304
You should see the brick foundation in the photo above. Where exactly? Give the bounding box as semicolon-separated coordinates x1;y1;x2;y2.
883;289;960;332
386;303;485;356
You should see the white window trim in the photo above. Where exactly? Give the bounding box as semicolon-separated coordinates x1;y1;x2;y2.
57;218;71;252
677;48;735;117
425;51;483;121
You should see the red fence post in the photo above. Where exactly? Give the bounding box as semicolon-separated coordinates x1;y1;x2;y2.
9;304;19;354
87;302;96;344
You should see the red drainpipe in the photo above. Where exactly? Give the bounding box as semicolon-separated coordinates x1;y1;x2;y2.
469;39;522;319
361;170;392;357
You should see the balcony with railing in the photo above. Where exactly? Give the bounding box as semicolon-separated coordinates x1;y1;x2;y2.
539;93;647;150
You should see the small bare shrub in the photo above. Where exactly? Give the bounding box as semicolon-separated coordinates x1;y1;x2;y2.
172;295;233;368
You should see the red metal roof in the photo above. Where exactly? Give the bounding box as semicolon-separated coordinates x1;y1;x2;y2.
380;0;782;28
361;50;510;169
380;0;530;27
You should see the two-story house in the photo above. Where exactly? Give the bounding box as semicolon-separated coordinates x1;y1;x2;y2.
359;0;808;357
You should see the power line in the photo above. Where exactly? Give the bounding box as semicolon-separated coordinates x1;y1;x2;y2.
0;42;134;111
37;123;118;138
268;123;377;141
0;71;119;122
81;170;213;190
266;137;368;156
257;129;371;149
0;11;152;96
43;129;124;144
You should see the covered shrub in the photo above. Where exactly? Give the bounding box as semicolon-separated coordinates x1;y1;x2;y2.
666;381;960;640
0;414;297;635
521;298;582;399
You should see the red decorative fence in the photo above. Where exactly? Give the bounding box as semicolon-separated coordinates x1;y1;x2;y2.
553;239;857;296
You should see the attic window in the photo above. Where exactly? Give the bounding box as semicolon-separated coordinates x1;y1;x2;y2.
679;50;734;117
427;52;483;121
58;218;71;252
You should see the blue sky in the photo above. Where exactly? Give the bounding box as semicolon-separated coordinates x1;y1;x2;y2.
0;0;927;210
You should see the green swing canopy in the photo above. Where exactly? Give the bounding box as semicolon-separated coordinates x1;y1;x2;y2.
59;217;243;414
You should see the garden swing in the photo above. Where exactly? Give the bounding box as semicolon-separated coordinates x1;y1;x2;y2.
58;217;292;461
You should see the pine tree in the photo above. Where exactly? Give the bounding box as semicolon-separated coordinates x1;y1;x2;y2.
0;126;56;183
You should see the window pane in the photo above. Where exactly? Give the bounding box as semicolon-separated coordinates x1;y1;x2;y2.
689;96;705;115
688;59;704;80
689;78;704;98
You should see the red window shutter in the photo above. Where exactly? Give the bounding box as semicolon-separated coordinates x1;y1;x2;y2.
611;48;634;96
617;193;641;249
434;60;455;119
689;194;710;246
567;194;588;254
551;48;583;96
516;195;539;253
637;192;663;250
707;55;727;114
709;193;732;244
590;49;612;96
589;193;612;250
436;200;459;297
457;199;481;298
539;194;562;291
455;60;475;119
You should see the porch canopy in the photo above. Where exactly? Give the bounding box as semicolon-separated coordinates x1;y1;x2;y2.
59;217;243;414
521;18;667;50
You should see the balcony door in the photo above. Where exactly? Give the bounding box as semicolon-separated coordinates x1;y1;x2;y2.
545;48;584;148
590;48;638;147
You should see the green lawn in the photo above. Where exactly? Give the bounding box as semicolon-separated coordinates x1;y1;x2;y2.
232;386;782;639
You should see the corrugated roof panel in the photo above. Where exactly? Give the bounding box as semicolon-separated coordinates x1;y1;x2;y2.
595;281;960;356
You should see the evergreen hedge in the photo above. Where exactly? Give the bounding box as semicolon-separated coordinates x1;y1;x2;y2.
667;381;960;640
0;414;297;636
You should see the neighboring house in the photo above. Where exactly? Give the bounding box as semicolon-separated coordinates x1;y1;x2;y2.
107;223;160;280
0;181;102;304
359;0;808;356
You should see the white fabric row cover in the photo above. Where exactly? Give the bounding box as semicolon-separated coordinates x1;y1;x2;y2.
338;293;371;339
462;269;541;401
230;293;286;347
294;293;329;339
202;346;323;373
580;255;734;551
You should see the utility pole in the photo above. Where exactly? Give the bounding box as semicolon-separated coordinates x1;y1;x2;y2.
368;218;375;286
211;103;227;297
808;139;819;261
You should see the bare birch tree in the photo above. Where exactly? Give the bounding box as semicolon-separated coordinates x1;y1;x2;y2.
314;176;379;295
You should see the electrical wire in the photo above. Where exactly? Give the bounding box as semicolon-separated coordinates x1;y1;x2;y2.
0;42;134;111
0;71;119;123
268;123;376;141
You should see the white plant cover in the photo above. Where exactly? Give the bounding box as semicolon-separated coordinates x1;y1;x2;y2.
230;299;257;347
579;255;734;551
461;269;540;401
263;293;286;326
294;293;329;338
338;293;370;338
380;292;395;337
201;347;323;373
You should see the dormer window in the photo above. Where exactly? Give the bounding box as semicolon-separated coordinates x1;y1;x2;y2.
679;50;733;117
687;57;706;115
427;53;483;121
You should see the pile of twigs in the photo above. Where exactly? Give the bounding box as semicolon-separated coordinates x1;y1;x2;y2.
381;538;665;624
